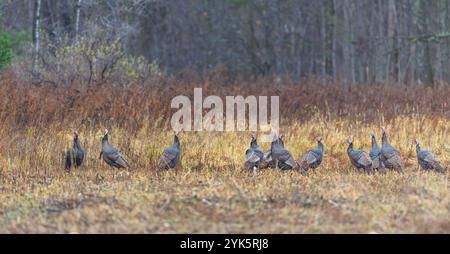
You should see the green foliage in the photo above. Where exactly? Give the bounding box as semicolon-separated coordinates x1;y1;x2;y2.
0;0;12;70
0;31;13;70
225;0;248;8
11;30;31;48
0;0;30;70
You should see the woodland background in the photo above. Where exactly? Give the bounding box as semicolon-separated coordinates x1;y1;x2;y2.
3;0;450;85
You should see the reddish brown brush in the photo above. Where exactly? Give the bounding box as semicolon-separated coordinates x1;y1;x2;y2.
0;72;448;134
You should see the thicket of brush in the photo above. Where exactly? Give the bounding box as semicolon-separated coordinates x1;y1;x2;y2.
1;70;449;131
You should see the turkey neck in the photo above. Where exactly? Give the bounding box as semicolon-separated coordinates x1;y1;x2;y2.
317;141;324;151
73;136;83;150
102;135;110;148
279;138;284;147
270;139;280;152
381;132;388;145
250;138;257;148
272;138;283;150
415;143;421;154
371;135;379;149
347;142;354;154
174;135;180;149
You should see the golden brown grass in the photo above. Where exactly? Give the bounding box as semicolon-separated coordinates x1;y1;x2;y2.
0;72;449;233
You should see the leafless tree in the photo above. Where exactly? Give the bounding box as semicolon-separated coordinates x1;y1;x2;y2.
32;0;41;76
3;0;450;85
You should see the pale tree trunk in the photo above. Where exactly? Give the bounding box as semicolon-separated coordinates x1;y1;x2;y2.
74;0;82;45
32;0;41;77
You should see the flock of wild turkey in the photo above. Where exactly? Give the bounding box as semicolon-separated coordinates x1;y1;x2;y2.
243;127;445;174
64;128;446;174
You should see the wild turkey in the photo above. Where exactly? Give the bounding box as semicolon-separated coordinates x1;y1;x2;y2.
369;131;385;173
99;129;129;169
243;133;264;173
346;138;373;173
380;127;402;172
299;136;324;172
258;134;276;169
64;129;84;171
415;139;445;173
270;133;299;170
158;131;181;170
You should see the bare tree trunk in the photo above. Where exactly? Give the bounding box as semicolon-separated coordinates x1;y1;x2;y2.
320;0;326;85
32;0;41;77
435;1;443;83
330;0;337;83
342;0;350;86
376;0;384;81
74;0;82;45
419;0;434;86
348;1;355;83
386;0;396;82
445;0;450;82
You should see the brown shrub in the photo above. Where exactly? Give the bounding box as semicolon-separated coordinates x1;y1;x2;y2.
0;71;448;134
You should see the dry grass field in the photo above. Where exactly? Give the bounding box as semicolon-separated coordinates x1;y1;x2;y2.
0;73;449;233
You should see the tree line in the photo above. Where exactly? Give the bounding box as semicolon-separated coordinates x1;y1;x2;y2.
2;0;450;86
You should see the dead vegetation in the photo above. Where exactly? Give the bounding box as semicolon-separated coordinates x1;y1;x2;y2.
0;72;449;233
